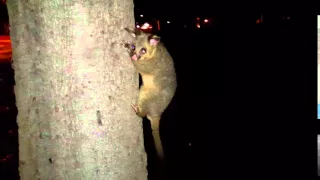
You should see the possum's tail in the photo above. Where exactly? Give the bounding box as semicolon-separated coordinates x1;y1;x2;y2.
147;115;164;161
148;115;166;179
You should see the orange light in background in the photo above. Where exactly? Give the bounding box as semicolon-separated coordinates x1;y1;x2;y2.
0;49;11;54
157;20;161;30
256;19;261;24
196;24;201;28
204;19;209;23
0;36;12;62
196;17;200;20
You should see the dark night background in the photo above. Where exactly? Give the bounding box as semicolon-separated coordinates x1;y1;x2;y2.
0;1;316;180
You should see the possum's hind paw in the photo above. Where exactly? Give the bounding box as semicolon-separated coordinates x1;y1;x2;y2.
131;104;139;114
131;104;146;118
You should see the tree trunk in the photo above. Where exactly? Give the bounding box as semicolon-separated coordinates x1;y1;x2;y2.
6;1;147;179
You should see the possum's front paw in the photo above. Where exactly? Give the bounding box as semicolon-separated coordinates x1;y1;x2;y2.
120;40;131;48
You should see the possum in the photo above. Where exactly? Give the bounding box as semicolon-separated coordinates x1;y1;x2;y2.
123;28;177;163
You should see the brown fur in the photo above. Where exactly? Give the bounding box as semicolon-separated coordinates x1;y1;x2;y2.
123;28;177;163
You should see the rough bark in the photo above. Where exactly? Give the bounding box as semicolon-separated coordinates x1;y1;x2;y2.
7;1;147;179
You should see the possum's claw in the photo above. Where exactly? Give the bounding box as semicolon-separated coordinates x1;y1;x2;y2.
131;104;139;114
132;104;146;118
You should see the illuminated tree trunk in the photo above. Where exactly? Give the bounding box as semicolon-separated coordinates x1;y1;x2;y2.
6;1;147;179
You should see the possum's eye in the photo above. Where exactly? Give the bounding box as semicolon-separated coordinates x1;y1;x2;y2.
141;48;147;54
131;44;135;50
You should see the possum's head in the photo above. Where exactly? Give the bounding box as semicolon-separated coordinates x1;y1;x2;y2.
124;28;161;61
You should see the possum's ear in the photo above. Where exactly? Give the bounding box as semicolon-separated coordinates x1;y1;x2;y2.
148;35;161;46
124;27;141;38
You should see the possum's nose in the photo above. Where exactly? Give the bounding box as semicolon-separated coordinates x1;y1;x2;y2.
131;54;138;61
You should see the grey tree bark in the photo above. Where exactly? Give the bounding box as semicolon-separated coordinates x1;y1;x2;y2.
6;1;147;180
